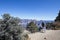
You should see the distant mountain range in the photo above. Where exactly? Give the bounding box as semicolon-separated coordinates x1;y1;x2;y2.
20;19;54;28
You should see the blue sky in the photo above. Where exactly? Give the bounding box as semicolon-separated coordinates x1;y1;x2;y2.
0;0;60;20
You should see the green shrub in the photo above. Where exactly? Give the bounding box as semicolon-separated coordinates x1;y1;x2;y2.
0;13;28;40
26;21;38;33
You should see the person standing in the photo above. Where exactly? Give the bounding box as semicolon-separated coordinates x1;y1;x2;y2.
41;22;46;33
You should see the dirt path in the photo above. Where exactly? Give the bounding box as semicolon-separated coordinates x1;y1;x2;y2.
28;30;60;40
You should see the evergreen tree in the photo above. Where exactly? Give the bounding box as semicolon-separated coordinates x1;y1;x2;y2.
55;10;60;22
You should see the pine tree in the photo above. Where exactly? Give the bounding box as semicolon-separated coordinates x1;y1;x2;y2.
55;10;60;22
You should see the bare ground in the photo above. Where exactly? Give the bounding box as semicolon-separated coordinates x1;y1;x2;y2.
28;30;60;40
